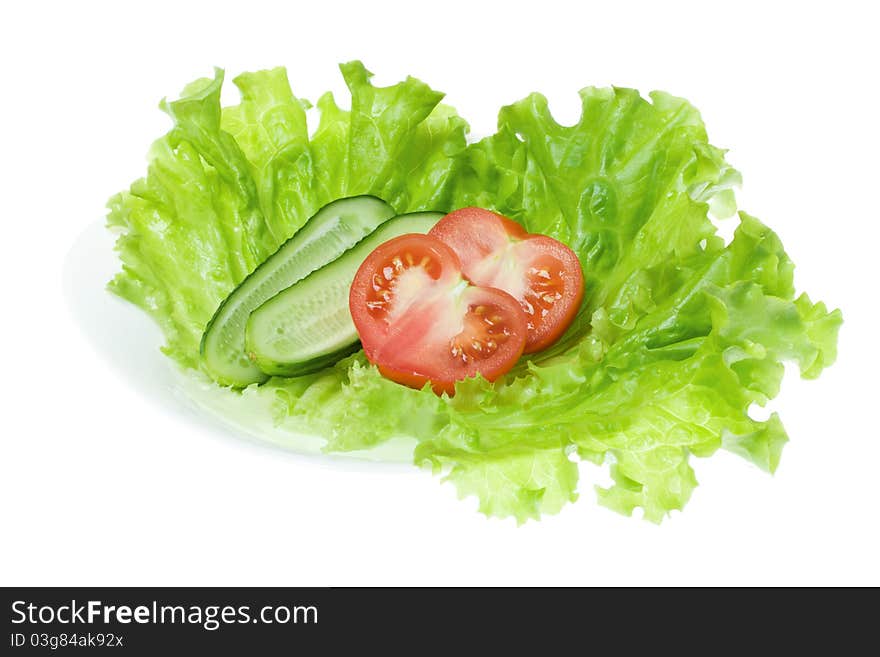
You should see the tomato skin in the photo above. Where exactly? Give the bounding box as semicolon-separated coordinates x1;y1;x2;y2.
429;207;584;353
349;234;527;395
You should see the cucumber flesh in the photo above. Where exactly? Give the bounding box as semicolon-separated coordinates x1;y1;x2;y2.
201;196;395;387
246;212;444;377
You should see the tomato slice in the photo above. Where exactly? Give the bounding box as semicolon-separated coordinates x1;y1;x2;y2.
349;234;527;394
429;207;584;353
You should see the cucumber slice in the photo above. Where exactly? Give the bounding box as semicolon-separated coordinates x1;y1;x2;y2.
246;212;444;377
201;196;396;387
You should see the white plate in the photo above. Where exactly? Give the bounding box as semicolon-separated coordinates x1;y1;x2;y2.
63;221;416;466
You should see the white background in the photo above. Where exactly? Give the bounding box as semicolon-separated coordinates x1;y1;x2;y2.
1;1;878;586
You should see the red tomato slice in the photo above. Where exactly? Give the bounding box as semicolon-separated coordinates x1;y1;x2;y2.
349;234;527;395
429;207;584;353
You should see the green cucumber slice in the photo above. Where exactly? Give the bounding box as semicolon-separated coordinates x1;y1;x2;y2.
201;195;396;387
246;212;443;377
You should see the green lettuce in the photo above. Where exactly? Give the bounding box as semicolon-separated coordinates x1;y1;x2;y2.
108;62;841;523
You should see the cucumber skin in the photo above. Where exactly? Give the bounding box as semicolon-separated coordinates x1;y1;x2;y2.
253;343;362;378
199;195;395;388
246;212;444;378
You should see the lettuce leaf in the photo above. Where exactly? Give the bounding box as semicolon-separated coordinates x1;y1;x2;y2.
108;63;841;523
